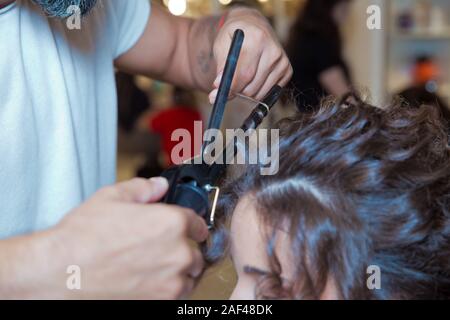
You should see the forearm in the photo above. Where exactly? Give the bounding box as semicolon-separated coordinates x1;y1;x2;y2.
186;15;222;92
0;230;65;299
152;14;221;91
114;5;220;92
116;4;292;100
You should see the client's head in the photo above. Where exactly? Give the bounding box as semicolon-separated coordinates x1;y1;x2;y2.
206;94;450;300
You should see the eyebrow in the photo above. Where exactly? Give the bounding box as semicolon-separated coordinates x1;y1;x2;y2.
244;265;292;288
243;265;271;276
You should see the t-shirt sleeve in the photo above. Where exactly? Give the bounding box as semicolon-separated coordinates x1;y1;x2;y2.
108;0;151;59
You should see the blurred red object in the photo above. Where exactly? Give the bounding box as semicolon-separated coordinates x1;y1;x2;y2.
149;106;203;166
413;57;439;85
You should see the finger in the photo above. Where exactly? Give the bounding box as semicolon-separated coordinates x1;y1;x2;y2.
185;210;209;243
212;56;228;102
213;32;232;86
213;71;223;88
212;36;263;99
242;46;282;98
210;55;262;104
179;277;196;299
209;89;218;105
230;48;263;96
280;61;294;87
254;59;291;101
187;248;205;279
209;88;239;105
115;177;169;204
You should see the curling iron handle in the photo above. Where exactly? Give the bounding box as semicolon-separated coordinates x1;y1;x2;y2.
241;85;283;132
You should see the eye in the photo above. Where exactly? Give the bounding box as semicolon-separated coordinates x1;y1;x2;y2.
243;265;270;277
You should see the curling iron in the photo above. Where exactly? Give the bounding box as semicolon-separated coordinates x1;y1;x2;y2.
161;29;283;228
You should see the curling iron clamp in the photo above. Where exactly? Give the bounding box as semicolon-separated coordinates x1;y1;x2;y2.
161;29;283;229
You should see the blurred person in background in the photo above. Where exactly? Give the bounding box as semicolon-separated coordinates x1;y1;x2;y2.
397;56;450;134
116;72;151;133
138;87;203;172
287;0;353;112
116;72;162;178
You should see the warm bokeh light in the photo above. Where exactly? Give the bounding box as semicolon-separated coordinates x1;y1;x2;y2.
168;0;187;16
218;0;233;5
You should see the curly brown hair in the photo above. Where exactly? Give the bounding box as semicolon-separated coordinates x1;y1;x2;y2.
205;93;450;299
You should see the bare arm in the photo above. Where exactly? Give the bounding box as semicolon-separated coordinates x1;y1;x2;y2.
115;4;292;102
0;179;207;299
115;5;200;90
0;232;59;298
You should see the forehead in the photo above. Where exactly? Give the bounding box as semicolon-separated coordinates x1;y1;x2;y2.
230;196;269;268
229;197;339;299
229;196;295;278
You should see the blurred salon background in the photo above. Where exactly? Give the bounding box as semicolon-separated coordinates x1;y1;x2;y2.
116;0;450;299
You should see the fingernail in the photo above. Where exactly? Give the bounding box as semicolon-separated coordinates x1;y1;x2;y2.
149;177;169;189
209;90;218;104
214;73;223;87
201;224;210;239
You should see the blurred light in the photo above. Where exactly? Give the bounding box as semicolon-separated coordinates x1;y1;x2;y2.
258;0;270;2
218;0;232;5
425;80;438;93
168;0;187;16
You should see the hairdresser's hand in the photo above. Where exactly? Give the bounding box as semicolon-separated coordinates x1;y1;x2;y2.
115;5;290;102
0;178;208;300
210;7;293;103
57;178;208;299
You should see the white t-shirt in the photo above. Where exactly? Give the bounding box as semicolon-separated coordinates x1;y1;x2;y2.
0;0;151;239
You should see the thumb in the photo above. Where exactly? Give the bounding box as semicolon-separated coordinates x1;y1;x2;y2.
114;177;169;204
185;210;209;243
213;32;232;89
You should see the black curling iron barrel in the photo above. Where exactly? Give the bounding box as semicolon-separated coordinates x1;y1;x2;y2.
161;29;283;228
203;29;245;152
